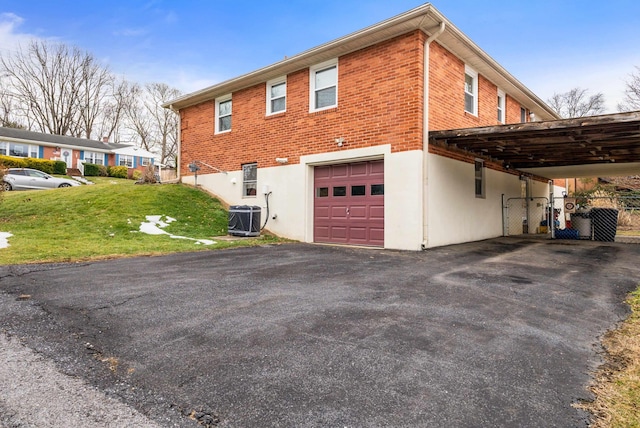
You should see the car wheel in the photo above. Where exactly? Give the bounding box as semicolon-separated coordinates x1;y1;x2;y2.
58;183;71;188
1;182;11;191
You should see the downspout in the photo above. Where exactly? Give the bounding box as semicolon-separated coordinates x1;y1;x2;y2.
421;21;446;250
169;104;181;182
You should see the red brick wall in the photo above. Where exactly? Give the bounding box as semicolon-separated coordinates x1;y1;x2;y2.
428;42;528;131
180;32;534;176
180;31;426;175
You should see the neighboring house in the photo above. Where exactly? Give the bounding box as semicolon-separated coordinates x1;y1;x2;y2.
164;4;566;250
0;127;156;173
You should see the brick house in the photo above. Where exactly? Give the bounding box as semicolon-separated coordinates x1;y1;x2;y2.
0;127;157;173
165;3;561;250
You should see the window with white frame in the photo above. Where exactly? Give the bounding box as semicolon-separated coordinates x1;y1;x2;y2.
141;157;151;166
267;77;286;115
242;163;257;197
464;66;478;115
497;89;506;124
0;141;6;156
84;151;104;165
119;154;133;167
474;159;485;199
215;95;232;133
8;142;37;158
310;59;337;112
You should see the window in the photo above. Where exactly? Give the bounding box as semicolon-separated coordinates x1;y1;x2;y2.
333;186;347;197
310;59;337;112
351;185;366;196
8;142;37;158
464;66;478;115
474;160;485;199
0;142;6;156
371;184;384;196
267;78;286;115
520;107;527;123
141;157;151;166
242;163;257;197
85;151;104;165
119;155;133;167
215;95;232;133
497;89;505;124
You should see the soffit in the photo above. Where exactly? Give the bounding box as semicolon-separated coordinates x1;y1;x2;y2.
428;111;640;179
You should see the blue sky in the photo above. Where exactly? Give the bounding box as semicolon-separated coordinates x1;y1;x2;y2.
1;1;639;112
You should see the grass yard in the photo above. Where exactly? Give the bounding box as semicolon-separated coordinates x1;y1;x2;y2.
577;290;640;427
0;177;280;264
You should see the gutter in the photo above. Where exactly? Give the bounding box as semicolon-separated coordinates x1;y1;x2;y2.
421;21;446;250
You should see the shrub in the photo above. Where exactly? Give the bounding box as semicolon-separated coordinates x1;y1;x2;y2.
24;158;54;174
97;165;108;176
0;155;28;168
84;163;101;176
108;166;128;179
53;161;67;175
132;170;142;181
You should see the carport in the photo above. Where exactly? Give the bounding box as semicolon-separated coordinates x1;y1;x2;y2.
429;111;640;240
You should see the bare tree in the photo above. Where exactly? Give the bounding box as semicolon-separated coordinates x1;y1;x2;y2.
547;87;605;118
0;40;113;138
127;83;181;166
618;66;640;112
94;77;138;143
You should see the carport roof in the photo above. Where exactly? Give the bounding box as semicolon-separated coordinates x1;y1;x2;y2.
428;111;640;179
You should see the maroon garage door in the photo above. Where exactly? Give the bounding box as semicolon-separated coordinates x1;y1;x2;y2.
314;160;384;246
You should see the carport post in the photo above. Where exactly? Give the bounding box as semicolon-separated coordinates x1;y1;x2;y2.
549;184;555;239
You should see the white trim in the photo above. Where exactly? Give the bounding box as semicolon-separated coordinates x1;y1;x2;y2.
464;65;478;116
309;59;338;113
497;88;506;124
266;77;287;116
215;94;232;134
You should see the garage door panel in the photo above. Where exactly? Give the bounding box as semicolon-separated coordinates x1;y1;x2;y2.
314;160;384;247
330;226;347;240
369;205;384;219
350;205;367;218
315;226;330;240
331;206;348;218
315;206;330;219
350;163;368;176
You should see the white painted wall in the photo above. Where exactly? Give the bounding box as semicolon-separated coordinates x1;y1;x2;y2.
186;149;556;251
185;144;425;251
425;153;550;248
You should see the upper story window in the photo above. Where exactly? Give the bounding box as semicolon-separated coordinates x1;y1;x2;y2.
464;66;478;116
310;59;338;112
267;77;286;115
215;94;232;134
242;163;257;197
85;151;104;165
497;89;506;124
119;154;133;167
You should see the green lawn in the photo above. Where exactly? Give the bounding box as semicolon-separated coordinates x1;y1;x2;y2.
0;177;280;264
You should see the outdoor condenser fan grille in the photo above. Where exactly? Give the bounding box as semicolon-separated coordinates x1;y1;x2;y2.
228;205;261;237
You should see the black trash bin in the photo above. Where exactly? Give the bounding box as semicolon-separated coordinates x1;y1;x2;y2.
591;208;618;242
228;205;261;237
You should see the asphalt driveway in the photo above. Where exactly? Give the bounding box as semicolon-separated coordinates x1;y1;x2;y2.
1;238;639;427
